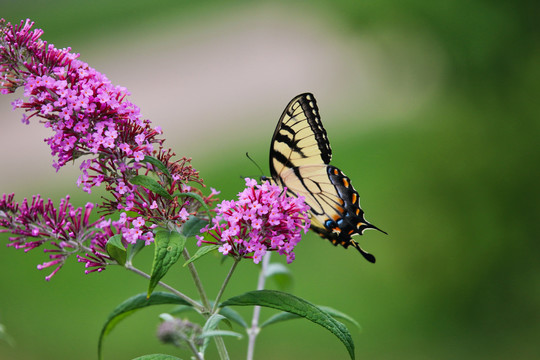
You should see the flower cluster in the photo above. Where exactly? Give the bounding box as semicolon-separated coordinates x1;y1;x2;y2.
0;19;204;201
1;19;156;177
0;193;110;280
197;179;310;264
0;19;218;278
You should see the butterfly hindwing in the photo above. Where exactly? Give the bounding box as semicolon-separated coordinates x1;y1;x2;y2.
269;92;384;262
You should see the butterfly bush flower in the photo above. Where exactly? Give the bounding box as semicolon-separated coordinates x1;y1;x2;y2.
0;193;111;279
0;19;218;279
0;19;202;190
197;178;311;264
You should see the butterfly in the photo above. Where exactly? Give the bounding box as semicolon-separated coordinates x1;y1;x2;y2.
265;92;385;263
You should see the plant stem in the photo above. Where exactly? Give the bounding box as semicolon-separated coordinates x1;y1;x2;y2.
185;339;204;360
182;248;230;360
182;248;211;310
246;251;271;360
212;258;240;314
125;264;205;312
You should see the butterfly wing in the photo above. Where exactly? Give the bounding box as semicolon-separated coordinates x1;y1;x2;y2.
269;93;384;262
269;93;331;183
279;164;381;263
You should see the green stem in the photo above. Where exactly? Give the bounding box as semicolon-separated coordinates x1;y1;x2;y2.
182;248;230;360
246;252;271;360
185;338;204;360
182;248;211;310
212;258;240;314
174;331;203;360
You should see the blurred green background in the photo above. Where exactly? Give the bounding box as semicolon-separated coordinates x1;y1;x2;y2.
1;1;539;359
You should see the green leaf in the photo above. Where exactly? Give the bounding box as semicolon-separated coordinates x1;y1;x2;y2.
143;155;172;179
219;306;248;329
98;292;190;360
317;306;361;330
202;313;231;332
181;216;208;237
183;245;220;267
106;234;126;266
158;313;176;322
127;238;146;264
198;330;242;339
130;175;172;200
200;314;231;354
265;263;293;291
132;354;182;360
148;228;186;297
221;290;355;360
167;302;248;328
260;306;361;330
260;311;301;328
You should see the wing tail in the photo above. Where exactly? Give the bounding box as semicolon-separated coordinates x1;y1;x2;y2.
350;240;376;263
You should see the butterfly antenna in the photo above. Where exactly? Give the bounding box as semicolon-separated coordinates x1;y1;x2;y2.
245;152;265;178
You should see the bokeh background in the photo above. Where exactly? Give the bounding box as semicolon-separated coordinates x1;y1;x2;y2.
1;1;538;359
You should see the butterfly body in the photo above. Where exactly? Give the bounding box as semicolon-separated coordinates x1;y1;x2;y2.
268;93;384;263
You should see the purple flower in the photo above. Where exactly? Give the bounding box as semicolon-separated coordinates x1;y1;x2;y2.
197;178;311;264
0;19;224;278
1;19;161;186
1;19;214;233
0;194;111;280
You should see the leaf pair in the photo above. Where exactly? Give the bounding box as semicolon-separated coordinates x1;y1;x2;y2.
98;290;357;360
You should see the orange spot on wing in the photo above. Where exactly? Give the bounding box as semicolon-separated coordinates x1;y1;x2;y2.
351;193;357;204
343;178;349;187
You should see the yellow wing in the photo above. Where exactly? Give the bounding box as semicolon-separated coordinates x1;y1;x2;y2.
269;93;331;183
268;93;385;263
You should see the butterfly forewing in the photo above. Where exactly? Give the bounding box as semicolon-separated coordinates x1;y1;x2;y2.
270;93;332;181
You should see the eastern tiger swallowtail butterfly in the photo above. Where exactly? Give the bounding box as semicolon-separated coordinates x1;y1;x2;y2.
265;92;385;263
